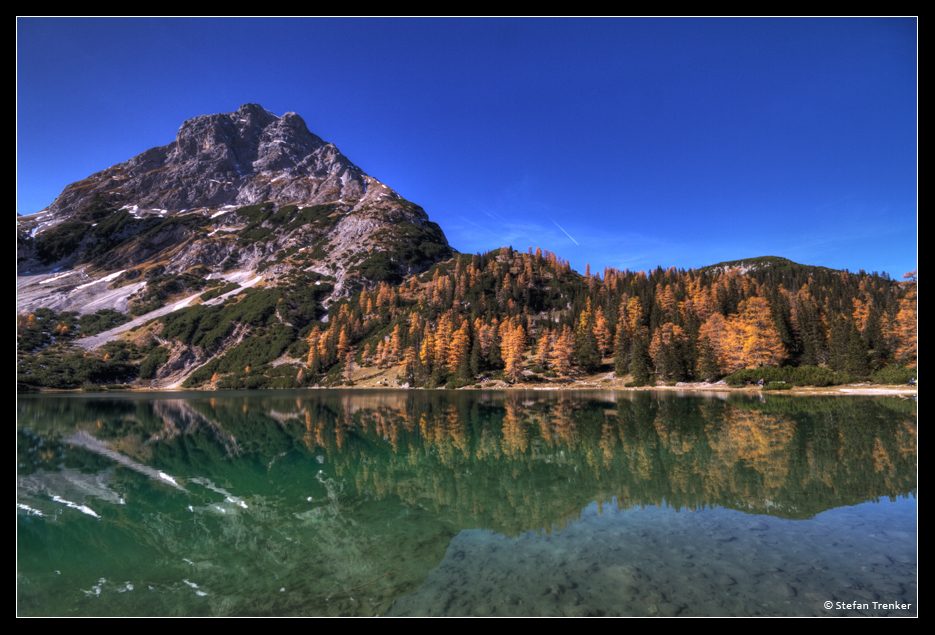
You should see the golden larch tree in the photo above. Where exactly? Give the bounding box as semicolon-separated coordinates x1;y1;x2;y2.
699;312;734;375
593;306;612;357
732;297;786;369
503;318;527;383
549;325;575;376
536;328;552;369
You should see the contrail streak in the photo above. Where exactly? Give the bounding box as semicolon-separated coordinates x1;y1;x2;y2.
551;219;579;245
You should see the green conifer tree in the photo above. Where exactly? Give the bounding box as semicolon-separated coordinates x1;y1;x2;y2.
470;333;483;376
696;336;720;382
630;331;652;385
828;316;849;372
845;321;870;377
614;328;630;376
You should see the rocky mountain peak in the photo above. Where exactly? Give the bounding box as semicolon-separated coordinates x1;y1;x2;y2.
169;103;324;174
42;104;377;219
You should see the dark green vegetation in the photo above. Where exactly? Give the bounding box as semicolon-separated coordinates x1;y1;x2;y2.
349;215;451;284
24;197;213;271
17;339;147;391
281;203;340;232
233;202;340;247
199;281;241;302
160;277;329;350
16;307;140;391
17;308;131;353
128;268;212;315
19;200;338;273
138;346;170;380
157;273;333;389
723;365;917;388
182;324;302;389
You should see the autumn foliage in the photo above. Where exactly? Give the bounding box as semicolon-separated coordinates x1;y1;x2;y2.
196;248;915;389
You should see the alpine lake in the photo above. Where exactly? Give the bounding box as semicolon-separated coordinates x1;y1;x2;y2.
17;389;917;617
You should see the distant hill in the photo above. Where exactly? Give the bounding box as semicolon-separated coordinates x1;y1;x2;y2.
699;256;839;277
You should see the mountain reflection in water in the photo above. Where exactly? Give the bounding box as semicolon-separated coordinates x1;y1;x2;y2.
17;390;917;616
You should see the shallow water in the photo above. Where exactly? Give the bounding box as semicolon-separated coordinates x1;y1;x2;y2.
388;498;917;616
17;390;917;616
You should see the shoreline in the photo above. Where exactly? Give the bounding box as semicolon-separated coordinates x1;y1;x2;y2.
19;382;918;397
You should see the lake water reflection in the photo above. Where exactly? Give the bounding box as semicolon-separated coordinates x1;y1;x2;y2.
17;390;916;616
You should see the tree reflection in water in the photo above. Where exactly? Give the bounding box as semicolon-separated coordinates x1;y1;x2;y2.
17;390;916;616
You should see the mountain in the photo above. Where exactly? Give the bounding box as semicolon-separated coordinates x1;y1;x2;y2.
17;104;457;388
17;104;453;316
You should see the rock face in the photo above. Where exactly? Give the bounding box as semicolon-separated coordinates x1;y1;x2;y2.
18;104;454;316
45;104;380;218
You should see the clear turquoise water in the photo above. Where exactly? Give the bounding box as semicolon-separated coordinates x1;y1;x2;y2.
17;390;917;616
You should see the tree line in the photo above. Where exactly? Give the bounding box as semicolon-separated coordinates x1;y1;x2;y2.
304;248;917;388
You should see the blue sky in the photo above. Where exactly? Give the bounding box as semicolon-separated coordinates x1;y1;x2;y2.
17;18;917;279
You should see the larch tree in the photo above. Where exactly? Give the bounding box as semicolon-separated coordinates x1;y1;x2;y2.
448;321;472;378
613;310;631;375
893;270;917;367
734;297;786;369
306;326;322;373
343;348;356;383
536;328;552;369
420;330;436;380
503;318;527;383
549;325;575;376
337;325;351;361
593;306;612;358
